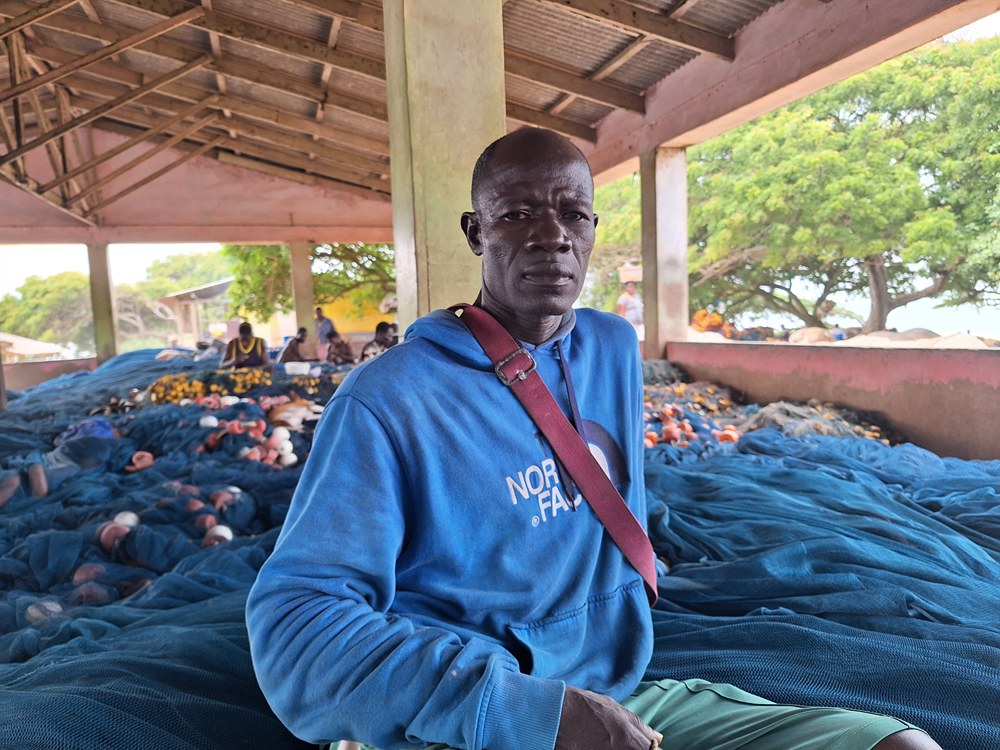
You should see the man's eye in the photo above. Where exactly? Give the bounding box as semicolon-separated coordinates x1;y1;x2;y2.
504;211;530;220
564;212;587;221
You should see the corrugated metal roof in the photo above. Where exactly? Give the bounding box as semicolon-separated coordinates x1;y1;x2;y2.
211;0;330;43
337;21;385;62
504;0;632;76
505;74;565;111
604;39;697;90
681;0;785;37
1;0;790;195
557;97;614;126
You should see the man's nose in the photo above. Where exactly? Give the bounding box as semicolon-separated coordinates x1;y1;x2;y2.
528;212;570;253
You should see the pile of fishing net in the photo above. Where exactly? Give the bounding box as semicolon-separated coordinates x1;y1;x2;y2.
0;350;340;749
0;348;995;748
644;429;1000;749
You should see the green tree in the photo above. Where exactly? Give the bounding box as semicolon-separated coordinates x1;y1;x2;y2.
222;243;395;320
590;36;1000;331
0;272;95;354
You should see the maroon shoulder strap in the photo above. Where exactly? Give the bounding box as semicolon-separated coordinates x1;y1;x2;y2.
451;303;658;606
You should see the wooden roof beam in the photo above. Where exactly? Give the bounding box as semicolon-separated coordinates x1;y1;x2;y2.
100;0;385;79
92;109;391;194
506;51;645;112
0;0;81;41
39;94;216;194
24;41;390;155
536;0;735;60
0;54;209;169
548;34;651;116
0;165;96;224
0;2;389;126
83;135;225;216
94;115;391;199
668;0;712;21
67;111;218;206
61;73;389;176
0;7;205;105
506;102;595;141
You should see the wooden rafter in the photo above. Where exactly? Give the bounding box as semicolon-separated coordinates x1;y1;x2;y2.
94;115;390;199
548;35;651;116
505;51;645;112
506;102;595;142
0;0;81;41
39;95;216;194
101;0;385;79
535;0;735;60
67;112;218;206
25;41;390;156
0;55;211;169
92;107;390;193
50;66;391;176
0;7;205;105
0;1;387;125
668;0;712;21
83;134;226;216
0;165;96;225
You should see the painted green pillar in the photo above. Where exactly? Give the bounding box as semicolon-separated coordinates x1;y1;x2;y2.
87;243;118;364
288;240;317;357
384;0;507;329
641;147;689;359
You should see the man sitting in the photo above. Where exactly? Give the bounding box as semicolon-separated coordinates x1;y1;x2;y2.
278;328;311;364
247;128;939;750
325;331;356;365
221;323;271;371
358;321;395;362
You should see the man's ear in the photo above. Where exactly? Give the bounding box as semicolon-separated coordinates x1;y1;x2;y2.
593;213;599;230
461;212;483;257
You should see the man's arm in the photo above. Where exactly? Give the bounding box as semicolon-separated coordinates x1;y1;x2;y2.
246;394;565;750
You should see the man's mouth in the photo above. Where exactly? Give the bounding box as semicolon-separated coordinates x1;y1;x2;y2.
523;266;574;286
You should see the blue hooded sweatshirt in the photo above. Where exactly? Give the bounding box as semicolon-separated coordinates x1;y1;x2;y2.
246;307;653;750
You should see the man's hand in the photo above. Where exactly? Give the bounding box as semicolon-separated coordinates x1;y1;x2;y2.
556;686;663;750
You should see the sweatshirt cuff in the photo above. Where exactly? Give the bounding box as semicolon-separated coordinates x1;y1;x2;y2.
480;668;565;750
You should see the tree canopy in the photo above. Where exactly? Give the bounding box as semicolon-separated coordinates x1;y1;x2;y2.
0;272;95;354
222;243;395;321
590;36;1000;330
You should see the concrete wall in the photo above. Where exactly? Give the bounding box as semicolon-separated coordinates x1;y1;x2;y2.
667;342;1000;461
3;357;98;391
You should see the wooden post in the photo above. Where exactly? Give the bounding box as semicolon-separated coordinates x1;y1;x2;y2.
641;146;689;359
87;243;118;363
288;241;317;358
383;0;506;329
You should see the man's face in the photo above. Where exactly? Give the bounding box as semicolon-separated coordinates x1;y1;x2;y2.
462;144;597;319
296;331;307;342
315;308;323;318
375;330;393;347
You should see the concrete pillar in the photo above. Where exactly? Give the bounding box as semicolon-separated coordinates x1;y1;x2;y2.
641;147;689;359
87;243;118;364
288;241;317;357
384;0;507;329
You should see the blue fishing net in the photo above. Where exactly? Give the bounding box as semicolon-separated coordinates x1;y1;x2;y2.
1;350;996;749
644;430;1000;749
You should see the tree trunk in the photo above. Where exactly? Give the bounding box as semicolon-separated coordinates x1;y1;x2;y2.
862;254;892;333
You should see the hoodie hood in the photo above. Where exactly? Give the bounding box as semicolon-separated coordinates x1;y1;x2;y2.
404;307;578;367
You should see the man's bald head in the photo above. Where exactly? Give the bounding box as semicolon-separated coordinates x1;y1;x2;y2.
471;128;593;211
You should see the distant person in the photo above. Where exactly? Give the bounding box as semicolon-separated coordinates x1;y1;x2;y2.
359;321;395;362
830;326;847;341
279;328;310;364
326;331;356;365
315;307;336;343
222;322;271;371
388;323;399;347
616;280;645;356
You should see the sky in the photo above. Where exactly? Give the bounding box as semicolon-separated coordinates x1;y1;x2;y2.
2;13;1000;335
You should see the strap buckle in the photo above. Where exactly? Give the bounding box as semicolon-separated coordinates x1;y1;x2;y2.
495;348;536;387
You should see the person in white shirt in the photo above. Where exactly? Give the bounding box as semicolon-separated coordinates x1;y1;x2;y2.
616;281;644;356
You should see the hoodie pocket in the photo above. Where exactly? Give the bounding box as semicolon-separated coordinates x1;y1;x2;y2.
506;581;650;689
